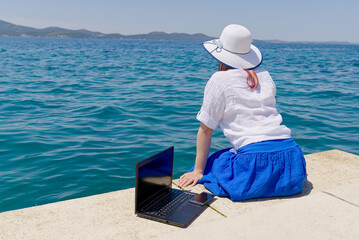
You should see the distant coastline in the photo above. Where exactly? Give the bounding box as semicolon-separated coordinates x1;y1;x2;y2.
0;19;213;41
0;19;357;44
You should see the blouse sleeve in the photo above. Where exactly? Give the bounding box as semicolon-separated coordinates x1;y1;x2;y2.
196;73;225;130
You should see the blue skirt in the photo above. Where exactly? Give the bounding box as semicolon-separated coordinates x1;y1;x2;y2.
189;138;307;201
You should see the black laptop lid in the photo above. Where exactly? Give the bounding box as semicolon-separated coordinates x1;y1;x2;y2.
135;146;174;213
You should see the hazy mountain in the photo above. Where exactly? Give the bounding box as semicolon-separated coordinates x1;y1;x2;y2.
0;19;213;41
1;20;357;44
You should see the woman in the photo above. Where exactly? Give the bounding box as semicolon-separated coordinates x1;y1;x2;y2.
178;24;307;201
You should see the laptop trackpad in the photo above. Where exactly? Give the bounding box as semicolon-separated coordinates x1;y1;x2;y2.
167;202;204;226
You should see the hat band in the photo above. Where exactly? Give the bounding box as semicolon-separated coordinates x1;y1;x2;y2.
206;40;251;55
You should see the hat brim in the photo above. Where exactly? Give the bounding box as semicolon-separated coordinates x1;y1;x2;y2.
203;39;263;70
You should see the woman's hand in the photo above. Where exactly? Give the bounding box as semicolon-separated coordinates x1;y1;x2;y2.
178;170;203;188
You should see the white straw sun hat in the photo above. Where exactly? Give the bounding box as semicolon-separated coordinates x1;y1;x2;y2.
203;24;263;70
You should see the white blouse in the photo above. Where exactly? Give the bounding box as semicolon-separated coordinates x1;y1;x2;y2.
197;68;291;149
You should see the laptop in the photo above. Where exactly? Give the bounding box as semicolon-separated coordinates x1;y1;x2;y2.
135;146;214;228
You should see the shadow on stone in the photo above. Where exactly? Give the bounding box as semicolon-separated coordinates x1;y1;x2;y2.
240;179;314;203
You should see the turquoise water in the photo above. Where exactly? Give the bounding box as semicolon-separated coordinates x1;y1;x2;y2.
0;38;358;212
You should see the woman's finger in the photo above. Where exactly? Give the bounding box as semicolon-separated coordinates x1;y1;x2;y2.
178;178;189;187
179;175;188;182
189;178;199;187
181;178;193;188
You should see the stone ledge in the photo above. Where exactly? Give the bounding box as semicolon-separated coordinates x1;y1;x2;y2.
153;182;359;240
1;149;358;240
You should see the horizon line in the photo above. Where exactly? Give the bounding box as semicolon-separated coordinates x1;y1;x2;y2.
1;19;358;45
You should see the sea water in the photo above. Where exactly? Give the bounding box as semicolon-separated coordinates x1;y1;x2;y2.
0;37;358;212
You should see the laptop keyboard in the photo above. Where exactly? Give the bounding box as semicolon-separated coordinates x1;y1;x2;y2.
143;190;195;218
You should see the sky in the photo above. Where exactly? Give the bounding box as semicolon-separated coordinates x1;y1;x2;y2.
1;0;358;43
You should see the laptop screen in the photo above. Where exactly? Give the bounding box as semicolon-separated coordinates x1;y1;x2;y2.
135;147;173;212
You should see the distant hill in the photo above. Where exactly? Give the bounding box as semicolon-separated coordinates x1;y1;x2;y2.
1;20;357;44
0;19;213;41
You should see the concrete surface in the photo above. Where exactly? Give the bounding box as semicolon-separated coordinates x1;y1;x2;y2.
1;149;359;240
154;182;359;240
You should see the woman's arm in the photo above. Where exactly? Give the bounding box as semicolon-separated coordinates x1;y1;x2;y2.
178;123;213;187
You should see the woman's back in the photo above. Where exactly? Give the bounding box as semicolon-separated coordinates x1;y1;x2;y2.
198;67;291;149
